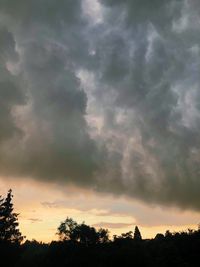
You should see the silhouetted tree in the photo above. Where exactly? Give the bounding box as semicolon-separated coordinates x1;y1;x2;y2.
134;226;142;241
75;223;99;246
0;189;24;243
98;228;110;243
57;217;78;241
155;233;165;241
57;217;110;246
165;230;172;238
121;231;133;239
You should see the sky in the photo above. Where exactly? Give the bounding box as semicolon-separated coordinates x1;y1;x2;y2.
0;0;200;242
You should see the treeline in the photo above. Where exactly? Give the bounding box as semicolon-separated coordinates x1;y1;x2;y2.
1;190;200;267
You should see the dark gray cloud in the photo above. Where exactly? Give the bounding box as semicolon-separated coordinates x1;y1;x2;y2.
0;0;200;210
0;27;25;142
88;0;200;210
0;0;104;186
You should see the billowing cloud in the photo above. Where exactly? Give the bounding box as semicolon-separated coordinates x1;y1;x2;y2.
0;27;25;142
88;0;200;210
0;0;200;211
0;0;104;186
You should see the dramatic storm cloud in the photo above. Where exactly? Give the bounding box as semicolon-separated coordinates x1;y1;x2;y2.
0;0;104;186
0;0;200;210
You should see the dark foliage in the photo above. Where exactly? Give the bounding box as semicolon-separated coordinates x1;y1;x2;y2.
0;190;24;267
8;229;200;267
57;217;109;246
0;189;24;243
134;225;142;241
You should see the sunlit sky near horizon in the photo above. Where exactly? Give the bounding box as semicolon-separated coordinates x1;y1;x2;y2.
0;178;199;242
1;0;200;242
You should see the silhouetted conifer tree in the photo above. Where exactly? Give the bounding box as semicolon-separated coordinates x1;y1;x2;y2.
0;189;24;243
134;226;142;241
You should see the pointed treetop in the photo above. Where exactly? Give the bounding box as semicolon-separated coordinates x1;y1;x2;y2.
134;226;142;241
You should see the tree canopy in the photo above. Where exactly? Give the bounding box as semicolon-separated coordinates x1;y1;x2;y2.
57;217;109;246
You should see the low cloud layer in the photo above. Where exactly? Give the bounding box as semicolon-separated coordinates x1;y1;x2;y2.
0;0;200;210
92;222;134;229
